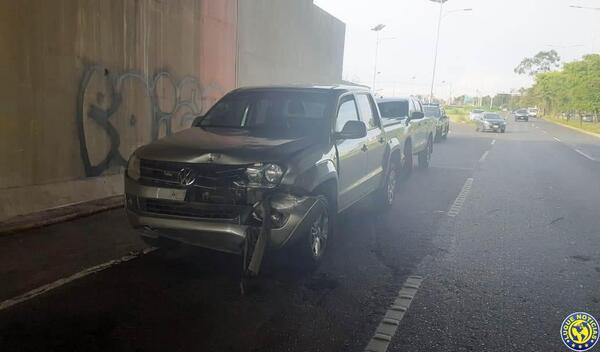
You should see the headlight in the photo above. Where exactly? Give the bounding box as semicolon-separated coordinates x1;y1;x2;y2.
127;154;141;180
245;163;284;188
264;164;284;183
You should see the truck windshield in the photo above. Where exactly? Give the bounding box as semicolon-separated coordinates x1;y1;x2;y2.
378;100;409;118
196;90;333;137
484;114;502;120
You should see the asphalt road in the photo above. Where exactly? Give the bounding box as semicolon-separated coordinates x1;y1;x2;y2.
1;120;599;351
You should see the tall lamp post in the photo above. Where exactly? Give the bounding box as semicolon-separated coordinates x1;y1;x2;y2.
429;1;472;102
371;24;386;93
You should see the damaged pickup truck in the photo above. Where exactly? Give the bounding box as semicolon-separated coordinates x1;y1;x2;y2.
125;86;405;273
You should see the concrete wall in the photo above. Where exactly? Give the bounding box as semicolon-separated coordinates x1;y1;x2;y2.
0;0;237;220
0;0;346;221
237;0;345;87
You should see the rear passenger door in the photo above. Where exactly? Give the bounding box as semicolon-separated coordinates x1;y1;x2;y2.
355;93;386;192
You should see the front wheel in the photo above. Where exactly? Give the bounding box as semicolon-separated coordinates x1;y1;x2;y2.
297;196;331;270
418;137;433;169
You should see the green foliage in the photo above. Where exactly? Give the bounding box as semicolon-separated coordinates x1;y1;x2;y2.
445;106;476;125
514;50;561;76
523;54;600;115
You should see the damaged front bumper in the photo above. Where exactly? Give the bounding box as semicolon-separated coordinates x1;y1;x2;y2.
124;177;324;255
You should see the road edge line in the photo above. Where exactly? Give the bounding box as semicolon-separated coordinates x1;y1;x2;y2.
544;118;600;139
0;247;157;312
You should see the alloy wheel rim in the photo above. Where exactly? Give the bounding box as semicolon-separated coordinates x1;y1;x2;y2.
387;165;397;204
310;211;328;258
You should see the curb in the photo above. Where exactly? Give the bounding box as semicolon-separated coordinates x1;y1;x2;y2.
545;118;600;139
0;195;124;236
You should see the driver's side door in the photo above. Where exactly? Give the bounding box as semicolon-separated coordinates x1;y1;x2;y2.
335;94;369;212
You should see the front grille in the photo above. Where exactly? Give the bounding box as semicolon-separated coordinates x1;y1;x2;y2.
140;159;247;188
139;198;246;222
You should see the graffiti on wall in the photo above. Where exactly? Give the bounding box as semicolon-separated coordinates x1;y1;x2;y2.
76;65;225;177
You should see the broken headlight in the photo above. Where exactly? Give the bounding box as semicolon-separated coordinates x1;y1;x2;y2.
245;163;284;188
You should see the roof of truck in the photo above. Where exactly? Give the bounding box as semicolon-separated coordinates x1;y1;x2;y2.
231;84;371;94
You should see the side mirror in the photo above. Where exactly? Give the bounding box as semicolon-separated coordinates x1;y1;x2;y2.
407;111;424;123
192;114;205;126
335;120;367;140
411;111;425;119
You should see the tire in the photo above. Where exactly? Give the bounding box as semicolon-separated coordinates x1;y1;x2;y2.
434;128;441;143
501;128;506;133
476;125;480;132
442;126;448;139
374;159;399;210
400;141;413;181
418;136;433;169
297;195;331;270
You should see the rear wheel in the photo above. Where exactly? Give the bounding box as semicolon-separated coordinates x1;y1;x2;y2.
442;125;449;139
418;136;433;169
400;142;413;180
374;159;399;210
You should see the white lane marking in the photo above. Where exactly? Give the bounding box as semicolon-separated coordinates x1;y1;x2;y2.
491;139;496;145
553;136;561;142
448;178;474;217
479;150;490;163
364;276;424;352
0;247;157;311
542;130;548;134
574;149;595;161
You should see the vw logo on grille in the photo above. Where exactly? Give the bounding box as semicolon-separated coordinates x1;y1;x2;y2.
178;168;196;186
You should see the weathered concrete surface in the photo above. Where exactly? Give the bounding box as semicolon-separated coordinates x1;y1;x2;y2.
237;0;345;87
0;0;237;220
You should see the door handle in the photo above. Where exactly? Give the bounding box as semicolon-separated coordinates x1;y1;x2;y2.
361;144;368;152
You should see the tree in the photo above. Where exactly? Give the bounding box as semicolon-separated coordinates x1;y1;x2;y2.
514;50;561;76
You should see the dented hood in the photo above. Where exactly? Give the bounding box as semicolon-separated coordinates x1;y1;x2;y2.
135;127;318;165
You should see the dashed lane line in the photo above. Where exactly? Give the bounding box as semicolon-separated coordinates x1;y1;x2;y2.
553;136;561;142
0;247;157;312
574;148;595;161
479;150;490;163
364;276;424;352
491;139;496;145
448;178;474;217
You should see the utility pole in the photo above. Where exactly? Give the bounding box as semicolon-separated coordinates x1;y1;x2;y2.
371;24;386;93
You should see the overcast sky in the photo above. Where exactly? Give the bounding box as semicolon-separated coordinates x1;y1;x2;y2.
314;0;600;98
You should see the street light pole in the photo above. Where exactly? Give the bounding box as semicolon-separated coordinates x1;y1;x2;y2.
429;0;445;103
371;24;386;93
428;2;472;103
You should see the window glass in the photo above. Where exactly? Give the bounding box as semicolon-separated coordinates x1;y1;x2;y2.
377;101;409;119
197;90;332;138
336;96;359;132
356;94;376;129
